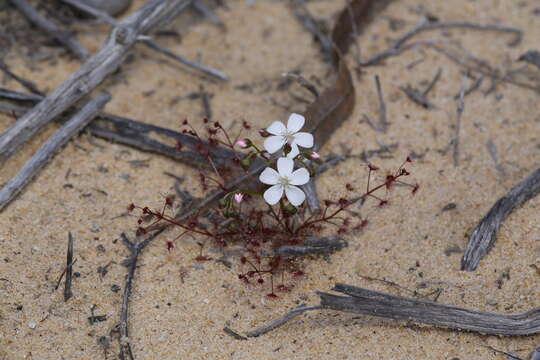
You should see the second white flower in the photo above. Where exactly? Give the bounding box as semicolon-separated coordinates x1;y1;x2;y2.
263;113;314;158
259;157;310;206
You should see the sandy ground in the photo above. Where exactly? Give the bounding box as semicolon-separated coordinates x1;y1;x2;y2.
1;0;540;359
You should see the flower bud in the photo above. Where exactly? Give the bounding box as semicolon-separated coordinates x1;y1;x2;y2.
234;193;244;204
235;139;251;148
310;151;320;159
258;129;271;137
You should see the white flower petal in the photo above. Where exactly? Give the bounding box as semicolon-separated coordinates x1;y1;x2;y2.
259;167;280;185
290;168;310;185
264;184;284;205
264;136;286;154
286;143;300;159
285;185;305;206
287;113;305;133
292;132;314;149
277;157;293;177
266;121;287;136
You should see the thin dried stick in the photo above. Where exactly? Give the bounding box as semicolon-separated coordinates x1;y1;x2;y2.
0;88;43;102
453;77;466;167
64;232;75;301
359;20;521;66
422;67;442;97
0;0;193;162
461;167;540;271
0;92;111;212
282;72;319;98
191;0;224;28
9;0;89;59
140;39;228;81
118;230;164;360
399;85;434;109
486;138;506;177
363;75;388;132
290;0;333;60
393;20;521;49
61;0;228;81
427;43;540;93
0;61;43;95
246;305;321;337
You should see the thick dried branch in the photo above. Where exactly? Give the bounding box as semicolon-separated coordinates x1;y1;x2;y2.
249;283;540;337
461;167;540;271
0;92;111;212
0;0;193;162
0;88;238;169
317;283;540;335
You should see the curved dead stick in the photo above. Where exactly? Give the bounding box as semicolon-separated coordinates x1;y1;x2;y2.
246;305;321;338
248;283;540;337
461;167;540;271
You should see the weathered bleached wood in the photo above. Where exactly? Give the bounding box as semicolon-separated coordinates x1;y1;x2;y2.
0;92;111;212
0;0;193;162
248;283;540;337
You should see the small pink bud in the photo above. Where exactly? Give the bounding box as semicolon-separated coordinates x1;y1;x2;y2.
235;139;248;148
311;151;320;159
234;193;244;204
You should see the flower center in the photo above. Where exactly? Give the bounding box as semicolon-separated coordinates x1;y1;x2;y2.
282;131;295;144
278;176;291;187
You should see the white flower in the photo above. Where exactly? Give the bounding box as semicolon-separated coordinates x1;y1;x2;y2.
263;113;314;158
259;157;310;206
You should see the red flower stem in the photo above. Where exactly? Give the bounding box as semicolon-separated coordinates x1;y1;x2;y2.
295;172;407;234
268;204;289;233
149;210;214;237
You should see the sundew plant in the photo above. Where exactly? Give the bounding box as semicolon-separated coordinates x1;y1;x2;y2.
129;113;418;297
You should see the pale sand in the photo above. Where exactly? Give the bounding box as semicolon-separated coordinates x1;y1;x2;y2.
1;0;540;359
